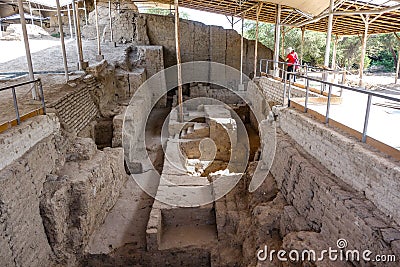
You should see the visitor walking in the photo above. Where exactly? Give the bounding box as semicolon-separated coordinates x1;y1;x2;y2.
286;47;299;82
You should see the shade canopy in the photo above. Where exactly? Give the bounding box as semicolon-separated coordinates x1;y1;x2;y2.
262;0;331;16
146;0;400;35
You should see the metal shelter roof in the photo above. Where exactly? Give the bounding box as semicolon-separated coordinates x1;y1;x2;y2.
144;0;400;35
25;0;74;8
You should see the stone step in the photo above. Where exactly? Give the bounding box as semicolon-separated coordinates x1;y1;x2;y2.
180;129;187;138
158;224;217;250
187;126;194;134
182;123;210;139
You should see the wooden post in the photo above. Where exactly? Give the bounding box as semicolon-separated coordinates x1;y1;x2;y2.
240;15;244;84
253;3;263;78
273;4;281;76
324;0;334;68
300;27;305;65
396;49;400;84
56;0;69;82
109;0;113;42
359;14;369;87
332;35;339;80
17;0;37;99
72;0;85;69
83;0;88;26
174;0;183;122
394;33;400;84
281;27;285;58
29;1;34;25
94;0;103;60
67;4;74;39
39;5;43;28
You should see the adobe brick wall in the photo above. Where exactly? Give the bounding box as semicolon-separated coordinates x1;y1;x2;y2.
267;128;400;262
258;76;318;105
274;108;400;227
50;75;99;134
0;116;64;267
0;114;60;170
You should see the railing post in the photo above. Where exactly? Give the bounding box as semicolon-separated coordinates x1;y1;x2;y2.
288;74;292;107
127;74;131;97
306;65;309;83
38;79;46;115
362;94;372;143
283;69;287;105
305;78;309;112
325;84;333;124
11;87;21;124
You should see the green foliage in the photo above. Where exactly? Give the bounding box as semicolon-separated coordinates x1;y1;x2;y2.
244;21;400;72
367;34;397;71
143;7;190;20
336;36;362;69
51;32;60;38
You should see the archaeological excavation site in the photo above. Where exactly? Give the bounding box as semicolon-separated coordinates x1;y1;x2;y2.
1;0;400;266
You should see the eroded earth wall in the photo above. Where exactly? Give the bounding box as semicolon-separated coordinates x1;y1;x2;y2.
0;116;62;267
142;14;273;76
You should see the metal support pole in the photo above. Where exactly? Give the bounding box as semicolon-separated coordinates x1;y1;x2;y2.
324;0;334;68
283;70;287;104
83;0;88;25
39;5;43;28
253;3;263;78
56;0;69;82
67;4;74;39
288;75;292;107
29;1;34;25
304;78;309;112
11;87;21;124
362;95;372;143
38;80;46;114
0;21;2;38
273;4;281;77
109;0;113;42
325;84;333;124
300;27;305;65
240;15;244;84
396;49;400;84
332;35;339;80
174;0;183;123
359;15;369;87
127;74;131;97
17;0;37;99
281;27;285;58
94;0;103;60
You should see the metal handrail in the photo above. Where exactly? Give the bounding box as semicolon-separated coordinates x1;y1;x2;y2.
259;59;346;76
0;79;46;125
289;72;400;143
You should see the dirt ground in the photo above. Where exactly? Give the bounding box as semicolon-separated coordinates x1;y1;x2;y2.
0;39;129;125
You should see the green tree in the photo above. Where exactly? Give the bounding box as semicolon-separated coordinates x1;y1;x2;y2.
244;21;326;66
143;7;190;20
367;33;399;71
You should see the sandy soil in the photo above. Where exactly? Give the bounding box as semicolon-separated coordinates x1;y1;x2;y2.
0;39;129;125
87;108;169;256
